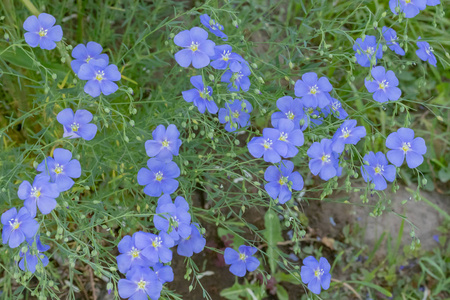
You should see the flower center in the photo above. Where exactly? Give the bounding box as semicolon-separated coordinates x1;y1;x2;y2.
239;253;247;261
190;41;199;52
162;139;169;147
170;216;179;229
129;247;140;259
152;237;162;249
31;187;41;198
365;47;374;55
263;139;273;150
137;280;146;290
314;268;324;279
199;88;209;99
285;111;295;120
9;219;21;230
278;176;289;186
332;101;341;111
425;46;433;56
405;0;411;3
374;164;384;174
86;55;92;63
95;71;104;81
401;142;411;153
38;28;47;37
232;110;240;119
279;132;288;142
391;36;398;45
321;154;330;163
222;50;231;61
309;85;318;95
155;171;163;182
54;164;63;174
71;122;80;132
341;128;351;139
378;80;389;90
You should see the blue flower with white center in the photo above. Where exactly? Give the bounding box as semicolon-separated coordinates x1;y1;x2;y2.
221;62;251;92
71;42;109;74
353;35;383;67
389;0;426;18
300;256;331;295
271;96;305;129
116;233;153;274
382;27;405;56
137;159;180;197
416;38;437;67
182;75;218;114
37;148;81;192
118;266;162;300
294;72;333;108
145;124;182;162
174;27;216;69
273;119;305;158
365;66;402;103
153;263;174;284
210;45;244;70
307;139;340;181
327;96;348;120
247;128;288;163
23;13;63;50
1;207;39;249
57;108;98;141
224;245;260;277
361;152;397;190
200;14;227;41
386;128;427;168
18;175;60;217
177;223;206;257
154;195;192;243
78;61;122;97
134;231;174;264
331;119;366;154
218;99;253;132
264;160;304;204
18;235;50;274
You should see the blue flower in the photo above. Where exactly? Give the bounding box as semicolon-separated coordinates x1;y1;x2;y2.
177;223;206;257
331;120;366;154
78;61;122;97
153;263;174;284
19;235;50;273
302;107;325;129
200;14;227;41
272;119;304;158
23;13;63;50
361;152;396;190
416;38;437;67
427;0;440;5
145;124;182;162
1;207;39;249
307;139;340;181
247;128;288;163
353;36;383;67
382;27;405;56
18;175;60;217
224;245;260;277
365;66;402;103
328;96;348;120
154;195;191;242
37;148;81;192
174;27;215;69
264;160;304;204
137;159;180;197
300;256;331;295
294;72;332;108
210;45;244;70
221;62;251;92
389;0;426;18
386;128;427;168
57;108;98;141
116;233;153;274
271;96;305;129
71;41;109;74
182;75;218;114
118;266;162;300
134;231;174;264
218;99;253;132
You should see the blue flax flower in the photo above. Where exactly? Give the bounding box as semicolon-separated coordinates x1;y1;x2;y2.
247;129;288;163
177;223;206;257
264;160;304;204
118;266;162;300
210;45;244;70
386;128;427;168
145;124;182;162
135;231;174;264
416;38;437;67
427;0;440;5
19;235;50;273
271;96;305;129
182;75;218;114
294;72;332;108
71;41;109;74
37;148;81;192
174;27;215;69
389;0;426;18
331;120;366;154
153;263;174;284
365;66;402;103
361;152;396;190
154;195;191;242
221;62;251;92
382;27;405;56
218;99;253;132
78;61;121;97
57;108;98;141
137;159;180;197
307;139;340;181
272;119;304;158
23;13;63;50
1;207;39;248
18;175;60;217
328;96;348;120
353;36;383;67
301;256;331;295
117;233;153;274
200;14;227;41
224;245;260;277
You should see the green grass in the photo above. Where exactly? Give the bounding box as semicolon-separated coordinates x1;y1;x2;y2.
0;0;449;299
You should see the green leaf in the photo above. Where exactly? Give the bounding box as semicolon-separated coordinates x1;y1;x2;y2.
263;210;283;274
346;280;392;297
220;282;248;300
276;284;289;300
